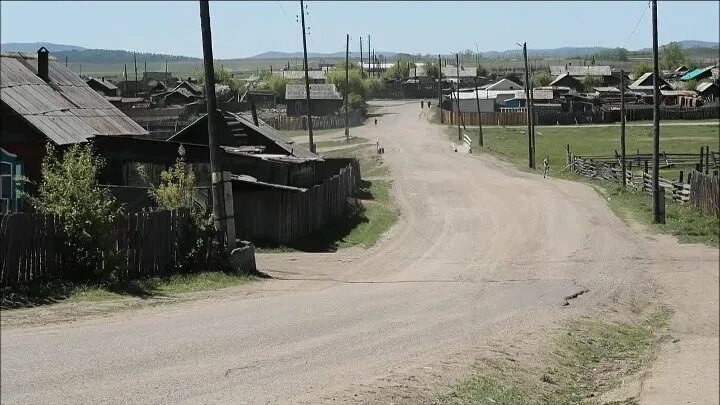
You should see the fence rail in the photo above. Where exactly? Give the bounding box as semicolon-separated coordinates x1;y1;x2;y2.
0;209;194;287
262;110;364;131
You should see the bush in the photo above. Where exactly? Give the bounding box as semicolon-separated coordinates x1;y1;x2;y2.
534;72;552;87
582;74;603;91
30;144;119;280
633;62;653;79
686;80;698;91
263;75;289;98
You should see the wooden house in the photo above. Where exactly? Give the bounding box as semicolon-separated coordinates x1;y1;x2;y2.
548;73;583;92
285;84;343;116
0;48;148;212
696;82;719;101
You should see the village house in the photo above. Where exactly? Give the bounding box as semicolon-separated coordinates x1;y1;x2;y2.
142;71;173;83
442;66;478;87
628;72;672;94
696;82;719;102
548;73;584;92
680;65;717;82
285;84;343;116
85;77;120;97
273;70;326;84
549;65;613;84
479;78;523;91
0;48;148;213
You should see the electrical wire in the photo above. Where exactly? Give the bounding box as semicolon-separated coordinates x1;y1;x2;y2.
275;1;295;26
622;1;651;49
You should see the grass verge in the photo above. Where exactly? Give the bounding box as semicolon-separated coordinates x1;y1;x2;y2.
437;122;719;246
1;271;255;310
439;308;672;405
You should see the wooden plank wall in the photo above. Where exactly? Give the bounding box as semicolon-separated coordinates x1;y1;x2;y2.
690;171;720;216
234;161;361;244
0;209;193;287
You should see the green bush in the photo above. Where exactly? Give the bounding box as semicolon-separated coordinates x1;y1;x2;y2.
534;72;552;87
30;144;119;280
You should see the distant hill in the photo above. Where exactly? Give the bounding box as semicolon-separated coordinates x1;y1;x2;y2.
0;42;86;52
638;40;719;52
248;51;399;59
51;49;200;64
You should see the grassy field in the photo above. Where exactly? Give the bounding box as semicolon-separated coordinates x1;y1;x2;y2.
440;121;719;245
1;271;255;310
439;307;671;404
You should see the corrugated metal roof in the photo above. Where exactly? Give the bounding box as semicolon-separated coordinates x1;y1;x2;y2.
0;52;148;144
483;78;523;90
173;81;203;95
679;67;713;81
550;65;612;76
548;73;582;87
273;70;327;80
593;86;620;92
696;82;717;92
285;83;342;100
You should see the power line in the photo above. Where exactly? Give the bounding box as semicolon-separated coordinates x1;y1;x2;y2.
275;1;295;26
622;1;651;49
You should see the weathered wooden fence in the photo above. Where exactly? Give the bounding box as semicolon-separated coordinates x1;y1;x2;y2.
233;161;361;244
690;171;720;216
0;209;194;287
442;105;720;126
263;110;364;130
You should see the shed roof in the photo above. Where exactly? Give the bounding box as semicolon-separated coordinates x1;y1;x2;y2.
441;66;477;78
173;80;203;95
85;77;119;91
550;65;612;77
285;83;342;100
593;86;620;93
482;78;523;90
679;65;715;81
629;72;671;89
548;73;582;87
273;70;327;80
0;51;148;144
696;82;718;93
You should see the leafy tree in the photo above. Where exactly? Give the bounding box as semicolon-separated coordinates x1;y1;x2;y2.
533;72;552;87
383;61;416;80
476;65;488;78
582;74;602;91
262;75;290;98
30;144;118;280
686;79;699;91
426;63;442;81
504;72;522;85
328;66;369;99
661;42;689;70
633;62;653;79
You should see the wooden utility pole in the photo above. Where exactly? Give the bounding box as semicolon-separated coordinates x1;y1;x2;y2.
133;51;138;97
65;56;68;67
144;60;147;84
455;53;462;141
522;42;534;169
165;59;168;77
300;0;315;152
651;0;664;223
620;69;627;189
473;77;484;147
367;35;371;77
124;64;128;95
199;0;227;242
344;33;350;141
359;36;364;77
438;54;444;124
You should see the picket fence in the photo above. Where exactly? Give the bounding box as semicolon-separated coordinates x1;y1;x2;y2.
0;209;194;287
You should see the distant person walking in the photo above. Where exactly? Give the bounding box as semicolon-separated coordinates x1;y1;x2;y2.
421;100;424;109
374;118;378;126
427;101;431;108
543;156;550;178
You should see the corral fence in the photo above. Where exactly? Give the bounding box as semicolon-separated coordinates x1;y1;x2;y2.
442;105;720;126
570;151;719;217
262;110;364;131
0;209;196;288
233;159;361;244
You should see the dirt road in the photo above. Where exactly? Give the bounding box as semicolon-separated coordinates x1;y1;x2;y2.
1;101;717;404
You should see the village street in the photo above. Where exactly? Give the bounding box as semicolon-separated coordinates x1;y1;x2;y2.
1;101;718;404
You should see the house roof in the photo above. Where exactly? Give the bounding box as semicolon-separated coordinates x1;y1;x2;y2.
167;110;319;161
482;78;523;90
285;83;342;100
0;51;148;144
85;77;119;91
696;82;718;93
441;66;477;78
273;70;327;80
593;86;620;93
548;73;582;87
550;65;612;77
173;80;203;95
164;88;198;102
629;72;671;89
679;65;715;81
660;90;697;97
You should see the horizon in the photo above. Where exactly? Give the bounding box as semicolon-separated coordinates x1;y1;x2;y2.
1;1;719;59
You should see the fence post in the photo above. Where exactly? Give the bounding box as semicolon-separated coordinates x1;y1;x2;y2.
221;171;236;250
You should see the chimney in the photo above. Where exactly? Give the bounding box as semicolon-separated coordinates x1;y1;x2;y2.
37;47;49;82
102;77;105;82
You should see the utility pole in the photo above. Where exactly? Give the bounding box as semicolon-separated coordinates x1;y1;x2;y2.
651;0;664;223
124;64;128;95
620;69;627;189
455;53;462;141
300;0;315;153
165;59;168;77
133;51;138;97
438;54;444;124
199;0;227;242
360;36;364;77
144;60;147;85
368;35;371;77
473;77;484;147
344;33;350;141
522;42;534;169
65;56;68;67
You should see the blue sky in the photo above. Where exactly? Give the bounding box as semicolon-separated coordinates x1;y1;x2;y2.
1;1;718;58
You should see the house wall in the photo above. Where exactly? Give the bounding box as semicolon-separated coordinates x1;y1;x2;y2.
451;98;495;113
0;110;47;202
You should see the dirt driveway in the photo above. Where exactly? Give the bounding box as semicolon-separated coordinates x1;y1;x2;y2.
1;101;717;404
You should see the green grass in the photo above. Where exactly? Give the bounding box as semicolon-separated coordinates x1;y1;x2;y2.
440;308;671;405
602;185;720;246
440;122;719;246
1;271;255;310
